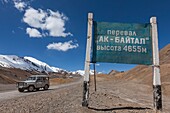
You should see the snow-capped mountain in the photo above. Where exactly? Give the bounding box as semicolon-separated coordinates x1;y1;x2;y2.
0;55;64;73
75;70;94;75
73;69;102;76
0;55;102;76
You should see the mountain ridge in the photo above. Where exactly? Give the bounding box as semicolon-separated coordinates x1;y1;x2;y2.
0;54;85;84
0;55;65;73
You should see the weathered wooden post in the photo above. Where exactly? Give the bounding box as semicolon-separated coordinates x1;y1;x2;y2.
82;13;93;107
150;17;162;111
93;63;97;91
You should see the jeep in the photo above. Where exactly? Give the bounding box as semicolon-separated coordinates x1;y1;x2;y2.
16;75;50;92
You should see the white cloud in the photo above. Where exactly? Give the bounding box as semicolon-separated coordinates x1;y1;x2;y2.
47;41;79;52
23;7;46;29
3;0;72;38
14;1;27;11
26;27;42;38
23;7;72;38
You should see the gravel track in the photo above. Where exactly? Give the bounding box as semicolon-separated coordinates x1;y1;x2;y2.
0;79;169;113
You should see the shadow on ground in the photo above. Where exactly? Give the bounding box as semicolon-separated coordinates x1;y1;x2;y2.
88;106;151;111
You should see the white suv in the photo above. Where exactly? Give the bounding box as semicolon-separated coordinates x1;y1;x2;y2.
16;75;50;92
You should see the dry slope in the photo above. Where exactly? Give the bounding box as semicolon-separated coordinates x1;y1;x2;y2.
112;44;170;95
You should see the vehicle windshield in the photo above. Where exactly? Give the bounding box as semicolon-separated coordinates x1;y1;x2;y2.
26;77;36;80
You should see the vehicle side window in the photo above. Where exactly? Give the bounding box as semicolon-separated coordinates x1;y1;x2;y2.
36;76;49;82
37;77;42;82
43;77;46;81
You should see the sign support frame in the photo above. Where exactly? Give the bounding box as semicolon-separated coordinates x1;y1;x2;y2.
93;63;97;92
150;17;162;111
82;13;93;107
82;14;163;111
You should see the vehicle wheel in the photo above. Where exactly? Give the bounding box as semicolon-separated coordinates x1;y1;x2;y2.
18;88;24;92
44;84;49;90
28;85;35;92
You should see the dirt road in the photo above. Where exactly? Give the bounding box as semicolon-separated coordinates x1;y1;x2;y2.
0;78;169;113
0;78;82;102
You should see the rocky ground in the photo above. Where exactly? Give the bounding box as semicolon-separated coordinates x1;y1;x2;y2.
1;76;169;113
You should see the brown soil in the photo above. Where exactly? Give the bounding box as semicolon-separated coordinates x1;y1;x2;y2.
50;77;80;85
0;79;158;113
0;67;42;84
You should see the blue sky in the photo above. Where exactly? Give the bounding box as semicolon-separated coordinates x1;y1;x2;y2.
0;0;170;73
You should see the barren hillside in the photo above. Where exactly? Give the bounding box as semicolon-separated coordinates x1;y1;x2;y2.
107;44;170;96
0;67;37;84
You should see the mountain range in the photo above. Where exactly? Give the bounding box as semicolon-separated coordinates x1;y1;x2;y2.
0;55;85;84
0;55;96;76
0;55;64;73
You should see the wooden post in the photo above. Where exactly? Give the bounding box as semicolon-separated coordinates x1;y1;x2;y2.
150;17;162;111
93;63;97;91
82;13;93;107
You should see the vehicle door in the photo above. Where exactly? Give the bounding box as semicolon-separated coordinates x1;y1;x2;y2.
36;77;43;88
42;77;48;87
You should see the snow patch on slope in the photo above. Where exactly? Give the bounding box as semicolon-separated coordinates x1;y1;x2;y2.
74;70;97;76
0;55;102;75
0;55;63;73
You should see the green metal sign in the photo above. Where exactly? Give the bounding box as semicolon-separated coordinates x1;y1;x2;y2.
92;21;153;65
